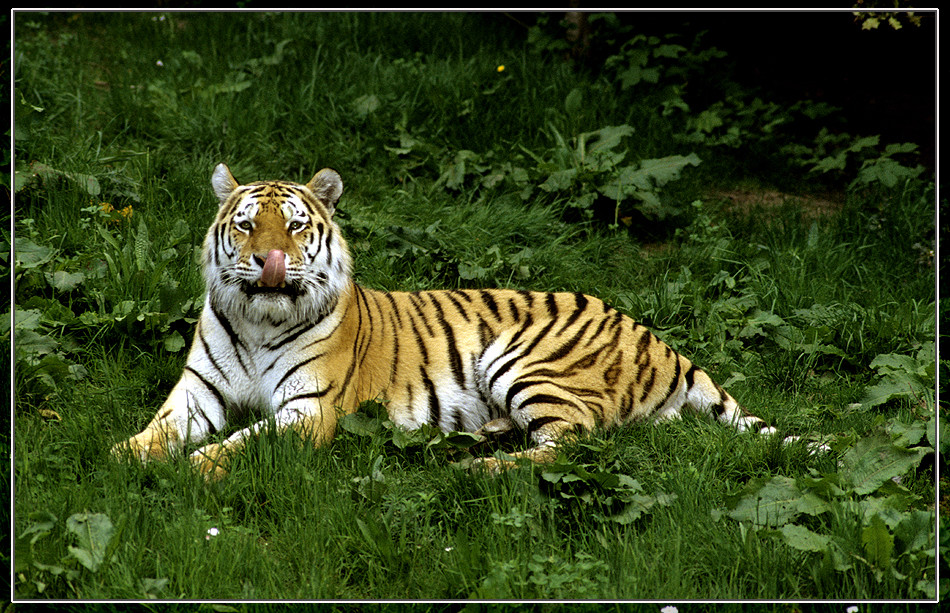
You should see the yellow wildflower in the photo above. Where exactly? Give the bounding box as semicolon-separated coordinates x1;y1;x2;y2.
99;202;133;223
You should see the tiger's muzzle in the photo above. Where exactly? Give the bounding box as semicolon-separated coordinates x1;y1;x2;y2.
242;249;303;299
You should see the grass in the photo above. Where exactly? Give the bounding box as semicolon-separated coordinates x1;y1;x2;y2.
10;11;938;601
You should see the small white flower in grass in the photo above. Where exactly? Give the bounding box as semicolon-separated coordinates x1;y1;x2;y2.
156;60;164;67
661;607;678;613
206;527;219;540
847;607;859;613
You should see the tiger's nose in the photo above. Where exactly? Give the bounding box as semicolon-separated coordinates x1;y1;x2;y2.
256;249;286;287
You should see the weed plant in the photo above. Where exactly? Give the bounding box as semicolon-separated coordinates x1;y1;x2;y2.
10;12;938;600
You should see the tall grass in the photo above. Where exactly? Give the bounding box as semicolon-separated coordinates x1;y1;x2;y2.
11;11;937;601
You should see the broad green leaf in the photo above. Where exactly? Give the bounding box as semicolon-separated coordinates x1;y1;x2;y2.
15;239;56;270
860;379;928;410
163;331;186;353
564;88;583;116
14;309;44;331
793;492;829;517
22;510;58;537
28;163;101;196
620;64;659;89
855;497;909;530
861;514;894;570
439;149;481;190
78;311;106;326
14;169;39;191
727;476;801;525
860;343;934;409
797;472;845;499
16;510;58;572
14;329;61;358
654;44;687;58
14;534;35;573
692;108;724;133
66;512;115;572
810;151;847;173
428;430;484;450
779;523;831;552
916;579;936;599
847;134;880;152
540;168;578;192
610;490;676;525
584;125;634;154
628;154;701;189
610;493;658;524
888;420;927;448
823;540;855;572
391;424;430;449
842;436;932;496
338;412;384;437
357;399;389;420
45;270;85;292
855;157;923;188
894;509;935;553
869;352;920;374
726;476;827;526
884;142;918;155
540;466;575;483
352;94;381;117
457;261;490;280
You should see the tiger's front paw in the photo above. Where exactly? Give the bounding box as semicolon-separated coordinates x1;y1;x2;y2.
111;432;169;463
111;440;144;462
190;443;230;481
468;455;512;475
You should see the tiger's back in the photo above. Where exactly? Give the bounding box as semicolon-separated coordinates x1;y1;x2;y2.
112;164;786;477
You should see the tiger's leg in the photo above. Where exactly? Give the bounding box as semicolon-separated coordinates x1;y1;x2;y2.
472;382;596;473
676;365;830;453
678;365;776;434
188;395;341;480
111;369;227;463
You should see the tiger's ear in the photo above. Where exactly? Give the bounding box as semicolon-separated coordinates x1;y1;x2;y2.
306;168;343;216
212;163;240;205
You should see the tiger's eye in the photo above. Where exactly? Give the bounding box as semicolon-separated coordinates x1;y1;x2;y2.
237;221;253;231
288;221;304;232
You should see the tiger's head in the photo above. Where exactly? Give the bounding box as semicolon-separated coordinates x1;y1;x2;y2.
203;163;351;326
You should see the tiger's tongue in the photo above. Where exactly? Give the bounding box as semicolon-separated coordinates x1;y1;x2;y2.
260;249;286;287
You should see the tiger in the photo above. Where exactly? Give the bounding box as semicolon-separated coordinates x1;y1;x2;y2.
111;163;802;479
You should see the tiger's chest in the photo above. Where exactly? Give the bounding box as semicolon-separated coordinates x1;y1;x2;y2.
192;303;346;414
